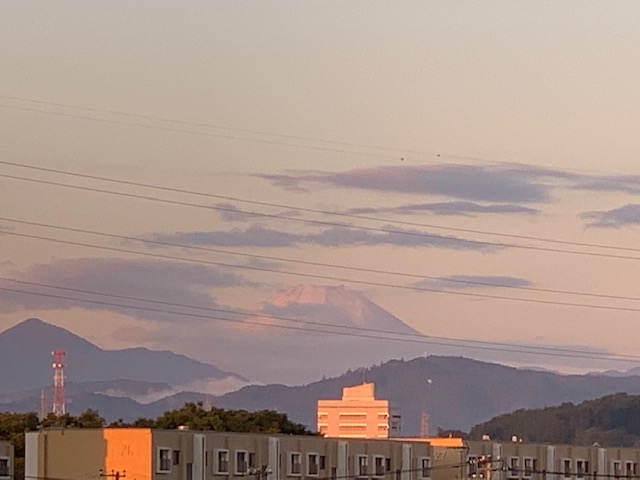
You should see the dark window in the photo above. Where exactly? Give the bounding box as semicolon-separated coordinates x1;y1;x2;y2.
524;458;534;478
158;448;172;473
173;450;181;466
357;456;368;477
217;450;230;474
308;454;319;476
0;459;9;477
236;451;248;475
509;458;520;479
421;458;431;479
290;453;302;476
614;462;622;479
469;456;479;477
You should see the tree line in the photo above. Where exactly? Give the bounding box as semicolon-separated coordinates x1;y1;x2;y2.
469;392;640;447
1;402;314;480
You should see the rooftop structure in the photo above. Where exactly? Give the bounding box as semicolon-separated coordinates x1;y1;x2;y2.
317;383;401;439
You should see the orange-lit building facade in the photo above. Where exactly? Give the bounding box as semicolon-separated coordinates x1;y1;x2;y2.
25;428;432;480
317;383;401;439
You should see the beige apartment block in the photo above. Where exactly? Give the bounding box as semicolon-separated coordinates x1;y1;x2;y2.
317;383;401;439
0;440;14;480
25;428;433;480
460;440;640;480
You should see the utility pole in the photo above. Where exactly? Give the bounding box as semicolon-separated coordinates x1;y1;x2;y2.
248;465;271;480
100;470;126;480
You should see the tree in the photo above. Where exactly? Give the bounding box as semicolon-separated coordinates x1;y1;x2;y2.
0;412;40;480
148;402;315;435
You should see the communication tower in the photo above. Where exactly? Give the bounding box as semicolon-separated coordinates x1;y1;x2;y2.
52;351;66;415
420;411;430;437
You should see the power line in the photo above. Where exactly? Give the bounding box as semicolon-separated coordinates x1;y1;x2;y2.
2;160;640;255
0;94;443;159
0;103;399;161
2;283;639;364
3;94;636;182
4;216;640;304
0;171;499;251
3;169;640;263
4;229;640;314
3;275;636;360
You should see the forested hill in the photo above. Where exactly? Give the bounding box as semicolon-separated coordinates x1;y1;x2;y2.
469;393;640;447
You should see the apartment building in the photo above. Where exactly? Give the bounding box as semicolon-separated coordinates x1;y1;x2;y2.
0;440;13;480
460;440;640;480
317;383;401;438
25;428;433;480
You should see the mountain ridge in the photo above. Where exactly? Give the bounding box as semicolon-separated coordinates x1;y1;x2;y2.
0;318;246;393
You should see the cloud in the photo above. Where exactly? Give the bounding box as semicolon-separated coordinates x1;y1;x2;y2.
214;202;248;222
411;275;533;291
581;204;640;228
98;375;250;403
347;201;539;217
0;257;252;322
151;224;499;251
152;225;299;247
573;176;640;196
260;164;556;203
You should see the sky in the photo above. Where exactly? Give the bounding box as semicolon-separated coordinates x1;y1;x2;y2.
2;1;640;385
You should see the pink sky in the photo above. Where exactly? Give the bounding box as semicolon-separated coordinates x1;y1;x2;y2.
2;1;640;383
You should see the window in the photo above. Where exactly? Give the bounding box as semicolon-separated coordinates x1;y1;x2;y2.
308;453;320;476
339;425;367;432
357;455;368;477
236;450;249;475
340;413;368;421
576;460;588;478
289;452;302;476
613;461;623;479
320;456;327;471
157;448;172;474
173;450;181;466
249;453;256;469
216;450;230;474
563;459;572;479
523;458;535;478
0;458;9;478
331;468;337;480
626;462;637;478
374;456;386;478
420;457;432;479
508;457;520;479
386;459;392;474
468;456;479;478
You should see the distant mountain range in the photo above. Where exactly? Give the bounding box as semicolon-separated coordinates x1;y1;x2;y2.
0;318;246;393
6;285;640;436
212;356;640;435
217;284;426;384
4;318;640;436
